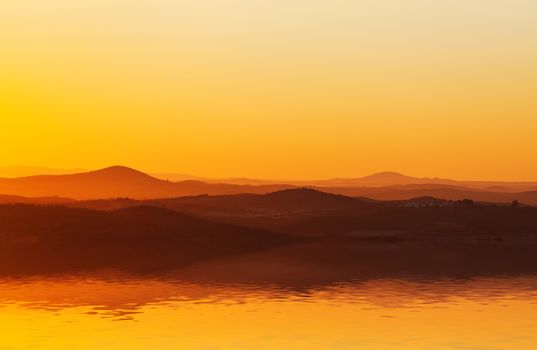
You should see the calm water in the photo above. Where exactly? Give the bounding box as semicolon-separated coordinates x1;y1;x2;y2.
1;273;537;350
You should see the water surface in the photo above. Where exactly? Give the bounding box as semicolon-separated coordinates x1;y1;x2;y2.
1;272;537;350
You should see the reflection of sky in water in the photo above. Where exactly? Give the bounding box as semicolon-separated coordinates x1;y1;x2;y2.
1;274;537;349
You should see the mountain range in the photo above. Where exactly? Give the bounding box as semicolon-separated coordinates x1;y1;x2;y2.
154;170;537;191
0;166;536;204
2;167;537;276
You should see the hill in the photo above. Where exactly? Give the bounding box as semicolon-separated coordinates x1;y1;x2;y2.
152;170;537;191
1;166;536;204
70;188;371;215
0;204;299;272
152;188;369;215
307;172;537;191
0;166;294;200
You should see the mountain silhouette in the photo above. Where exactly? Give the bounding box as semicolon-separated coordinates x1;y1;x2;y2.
152;170;537;191
1;166;537;204
304;172;536;189
130;188;370;215
0;166;294;200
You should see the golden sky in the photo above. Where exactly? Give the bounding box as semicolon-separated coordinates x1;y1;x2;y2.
1;0;537;180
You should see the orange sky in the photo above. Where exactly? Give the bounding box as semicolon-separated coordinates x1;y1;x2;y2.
1;0;537;180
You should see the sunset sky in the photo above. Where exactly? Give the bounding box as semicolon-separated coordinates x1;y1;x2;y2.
2;0;536;180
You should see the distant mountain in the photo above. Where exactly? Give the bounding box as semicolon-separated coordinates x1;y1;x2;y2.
151;171;432;187
306;172;537;191
0;166;296;200
315;172;425;187
1;166;536;204
153;170;537;192
0;166;169;199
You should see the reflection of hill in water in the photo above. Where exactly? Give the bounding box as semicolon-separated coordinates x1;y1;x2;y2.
2;238;537;284
1;270;537;318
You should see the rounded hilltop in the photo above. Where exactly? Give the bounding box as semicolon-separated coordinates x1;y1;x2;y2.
88;166;155;179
